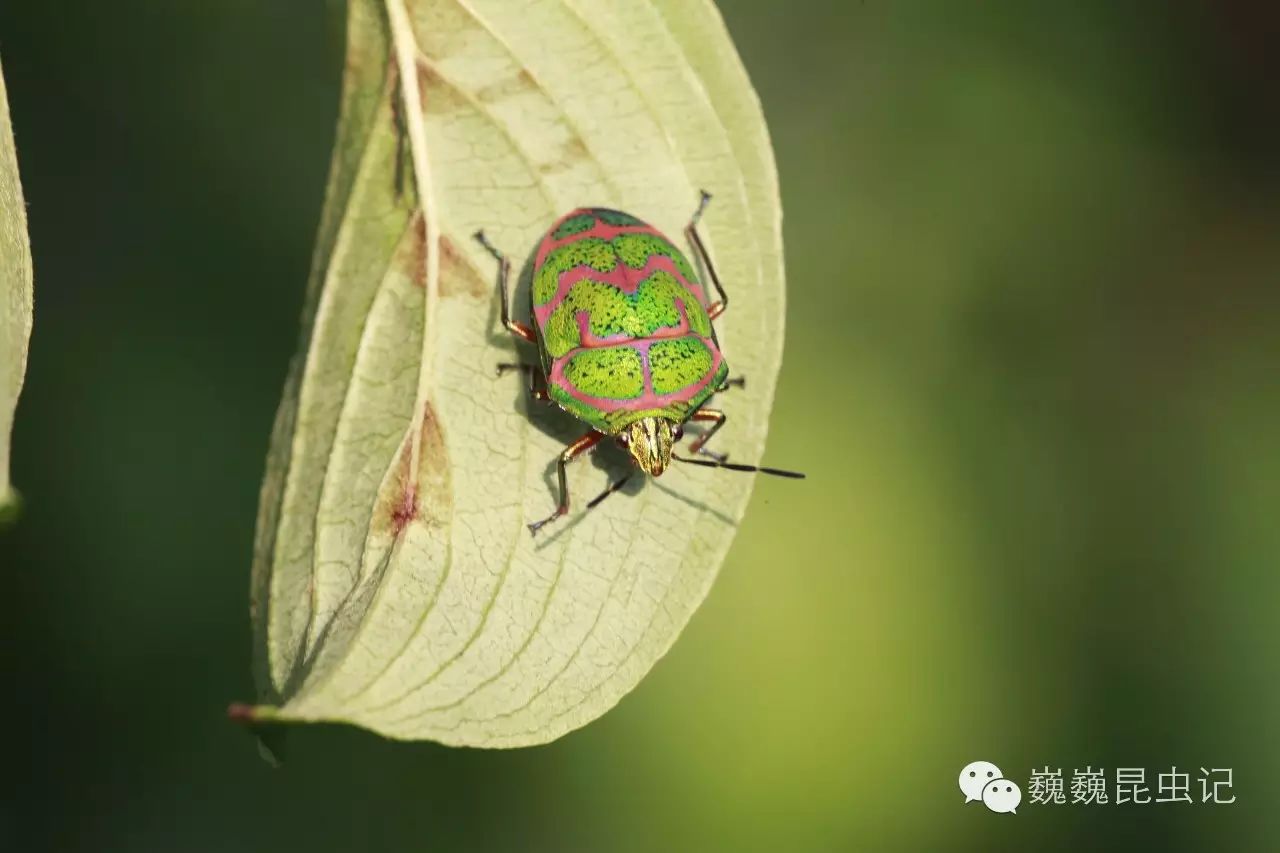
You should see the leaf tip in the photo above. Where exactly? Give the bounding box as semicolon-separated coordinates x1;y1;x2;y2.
226;702;276;724
228;703;287;766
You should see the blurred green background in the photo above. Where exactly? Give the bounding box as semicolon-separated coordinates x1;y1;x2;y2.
3;1;1278;850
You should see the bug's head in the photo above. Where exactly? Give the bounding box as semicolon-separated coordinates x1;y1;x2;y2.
619;417;679;477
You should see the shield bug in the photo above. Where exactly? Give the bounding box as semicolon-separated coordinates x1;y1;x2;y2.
476;192;803;535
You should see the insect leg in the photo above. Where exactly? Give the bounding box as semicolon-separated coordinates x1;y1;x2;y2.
586;471;634;511
528;430;604;536
717;376;746;392
474;230;536;343
685;190;729;320
497;362;549;403
685;408;728;462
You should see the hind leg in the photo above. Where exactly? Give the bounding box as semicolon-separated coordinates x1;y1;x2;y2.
475;231;536;343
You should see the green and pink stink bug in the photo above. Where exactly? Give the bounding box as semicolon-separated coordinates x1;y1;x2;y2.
476;192;803;535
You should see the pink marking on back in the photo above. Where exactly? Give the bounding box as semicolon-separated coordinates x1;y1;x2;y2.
533;254;707;325
548;334;724;416
537;223;659;265
535;208;664;267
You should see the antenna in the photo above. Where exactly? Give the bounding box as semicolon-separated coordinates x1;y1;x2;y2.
673;454;805;479
587;472;635;509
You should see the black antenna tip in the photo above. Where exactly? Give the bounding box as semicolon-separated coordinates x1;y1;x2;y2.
673;454;805;479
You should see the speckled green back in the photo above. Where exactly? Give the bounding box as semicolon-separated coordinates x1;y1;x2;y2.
530;207;728;434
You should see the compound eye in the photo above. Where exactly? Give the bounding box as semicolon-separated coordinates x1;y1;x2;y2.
617;434;630;447
673;425;684;440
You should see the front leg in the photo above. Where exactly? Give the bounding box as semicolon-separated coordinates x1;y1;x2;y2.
685;408;728;463
685;190;729;320
528;430;603;536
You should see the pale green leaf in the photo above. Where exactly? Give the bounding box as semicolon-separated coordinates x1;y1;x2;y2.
0;58;33;522
246;0;785;747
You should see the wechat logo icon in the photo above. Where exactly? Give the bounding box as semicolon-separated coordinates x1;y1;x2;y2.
959;760;1022;815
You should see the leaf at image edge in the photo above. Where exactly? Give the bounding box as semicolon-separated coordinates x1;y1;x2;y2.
0;58;34;522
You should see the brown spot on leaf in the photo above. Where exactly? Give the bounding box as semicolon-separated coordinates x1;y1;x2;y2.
539;136;590;176
415;56;444;88
439;232;462;268
374;402;451;538
398;219;485;298
415;59;466;116
439;235;488;299
408;210;427;288
391;482;418;536
475;69;539;104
